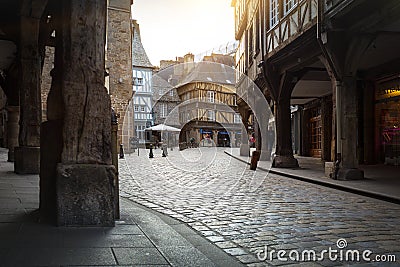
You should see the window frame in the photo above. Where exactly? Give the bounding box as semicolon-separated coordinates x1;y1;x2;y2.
206;91;215;103
284;0;298;15
160;103;167;118
270;0;279;28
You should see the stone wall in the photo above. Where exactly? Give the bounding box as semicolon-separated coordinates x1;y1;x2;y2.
106;2;133;145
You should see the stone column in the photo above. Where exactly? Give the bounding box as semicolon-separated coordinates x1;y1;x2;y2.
6;106;19;162
55;0;116;226
336;77;364;180
272;96;299;168
14;15;42;174
321;97;332;161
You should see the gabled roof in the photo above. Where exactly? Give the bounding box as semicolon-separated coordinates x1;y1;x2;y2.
132;20;153;68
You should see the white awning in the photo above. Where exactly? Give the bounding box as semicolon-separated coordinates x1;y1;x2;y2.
145;124;181;132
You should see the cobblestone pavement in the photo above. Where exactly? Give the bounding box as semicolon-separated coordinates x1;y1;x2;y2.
119;147;400;266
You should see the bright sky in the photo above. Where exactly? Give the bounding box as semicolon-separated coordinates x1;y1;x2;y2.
132;0;235;67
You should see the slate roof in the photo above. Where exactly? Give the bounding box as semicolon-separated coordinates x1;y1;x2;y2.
132;20;153;68
177;61;235;87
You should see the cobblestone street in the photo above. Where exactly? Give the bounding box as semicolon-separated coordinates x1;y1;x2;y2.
119;147;400;266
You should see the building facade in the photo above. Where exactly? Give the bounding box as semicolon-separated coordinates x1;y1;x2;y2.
152;75;180;128
232;0;400;179
131;20;154;144
176;53;241;147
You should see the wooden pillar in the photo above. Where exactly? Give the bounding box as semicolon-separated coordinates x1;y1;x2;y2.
331;82;337;161
321;97;332;161
239;109;250;156
54;0;116;226
320;31;367;180
40;1;64;221
272;73;299;168
6;106;19;162
336;76;363;179
14;14;42;174
273;96;298;167
2;63;20;162
255;97;271;161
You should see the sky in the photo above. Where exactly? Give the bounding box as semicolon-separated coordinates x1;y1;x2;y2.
131;0;235;66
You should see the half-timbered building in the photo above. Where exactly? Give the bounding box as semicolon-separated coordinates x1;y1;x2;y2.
233;0;400;179
176;54;242;147
130;20;154;144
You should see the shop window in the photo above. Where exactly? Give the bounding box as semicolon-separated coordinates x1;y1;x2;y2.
381;108;400;165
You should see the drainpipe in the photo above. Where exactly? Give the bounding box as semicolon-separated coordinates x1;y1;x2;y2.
316;0;341;178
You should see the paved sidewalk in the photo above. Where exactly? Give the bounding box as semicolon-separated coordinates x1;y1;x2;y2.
0;148;244;267
225;148;400;203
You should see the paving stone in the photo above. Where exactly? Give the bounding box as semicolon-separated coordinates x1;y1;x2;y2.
112;247;168;265
160;246;215;267
236;254;261;264
105;224;143;235
206;235;226;242
224;247;248;256
215;241;238;249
